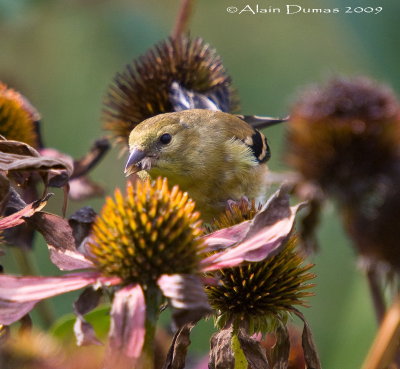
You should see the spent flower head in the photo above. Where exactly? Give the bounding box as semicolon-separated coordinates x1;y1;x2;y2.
103;35;237;147
287;76;400;200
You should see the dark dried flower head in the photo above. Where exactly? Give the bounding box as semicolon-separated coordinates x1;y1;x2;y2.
89;177;204;286
287;77;400;198
103;36;237;146
0;82;40;148
206;236;315;333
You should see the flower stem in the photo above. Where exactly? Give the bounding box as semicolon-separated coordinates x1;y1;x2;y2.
141;285;162;369
171;0;195;40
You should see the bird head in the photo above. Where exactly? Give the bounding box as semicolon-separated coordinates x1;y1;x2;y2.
125;110;206;178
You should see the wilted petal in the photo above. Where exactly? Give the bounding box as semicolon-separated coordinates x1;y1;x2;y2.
291;308;321;369
0;272;103;303
202;221;251;252
0;194;51;230
270;324;290;369
163;322;195;369
236;329;270;369
158;274;211;327
108;284;146;359
26;212;94;270
201;187;305;271
209;326;235;369
0;300;38;325
73;287;103;346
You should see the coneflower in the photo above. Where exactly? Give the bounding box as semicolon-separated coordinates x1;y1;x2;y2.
103;36;237;147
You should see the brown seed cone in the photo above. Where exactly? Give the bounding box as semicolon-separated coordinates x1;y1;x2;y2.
287;77;400;201
103;36;237;147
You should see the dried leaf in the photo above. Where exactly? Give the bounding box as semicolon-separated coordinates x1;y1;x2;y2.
25;212;94;270
291;309;321;369
270;324;290;369
209;326;235;369
237;329;270;369
73;287;103;346
162;322;195;369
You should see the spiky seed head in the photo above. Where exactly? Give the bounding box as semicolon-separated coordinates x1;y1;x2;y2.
287;77;400;199
0;83;40;148
103;36;237;147
89;177;204;287
206;236;315;333
210;198;261;232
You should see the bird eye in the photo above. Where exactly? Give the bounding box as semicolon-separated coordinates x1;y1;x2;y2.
159;133;172;144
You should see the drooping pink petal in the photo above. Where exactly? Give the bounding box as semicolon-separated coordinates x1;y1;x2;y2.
0;272;115;302
202;221;251;252
158;274;210;311
48;247;95;271
0;272;120;325
108;284;146;359
158;274;211;328
0;300;38;325
201;203;304;272
0;194;51;229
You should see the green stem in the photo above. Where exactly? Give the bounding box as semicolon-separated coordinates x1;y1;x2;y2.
141;285;163;369
12;248;55;327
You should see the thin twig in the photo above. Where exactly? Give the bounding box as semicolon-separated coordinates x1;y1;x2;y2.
361;297;400;369
171;0;194;40
367;269;387;324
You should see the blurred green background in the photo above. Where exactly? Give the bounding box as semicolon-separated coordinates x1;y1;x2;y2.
1;0;399;367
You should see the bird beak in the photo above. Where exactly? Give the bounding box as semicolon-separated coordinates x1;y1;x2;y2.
124;148;147;176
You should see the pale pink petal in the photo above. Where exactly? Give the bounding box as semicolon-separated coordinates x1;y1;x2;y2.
0;194;51;229
108;284;146;359
158;274;211;328
202;202;304;272
48;247;95;271
0;300;38;325
158;274;210;311
201;221;251;251
0;272;117;302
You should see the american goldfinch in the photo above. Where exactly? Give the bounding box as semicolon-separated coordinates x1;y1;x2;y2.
125;109;278;221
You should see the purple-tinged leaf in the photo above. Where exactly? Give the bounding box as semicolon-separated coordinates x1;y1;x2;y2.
162;322;195;369
108;284;146;359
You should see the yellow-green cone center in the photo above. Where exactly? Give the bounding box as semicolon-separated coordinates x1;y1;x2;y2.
90;178;204;286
